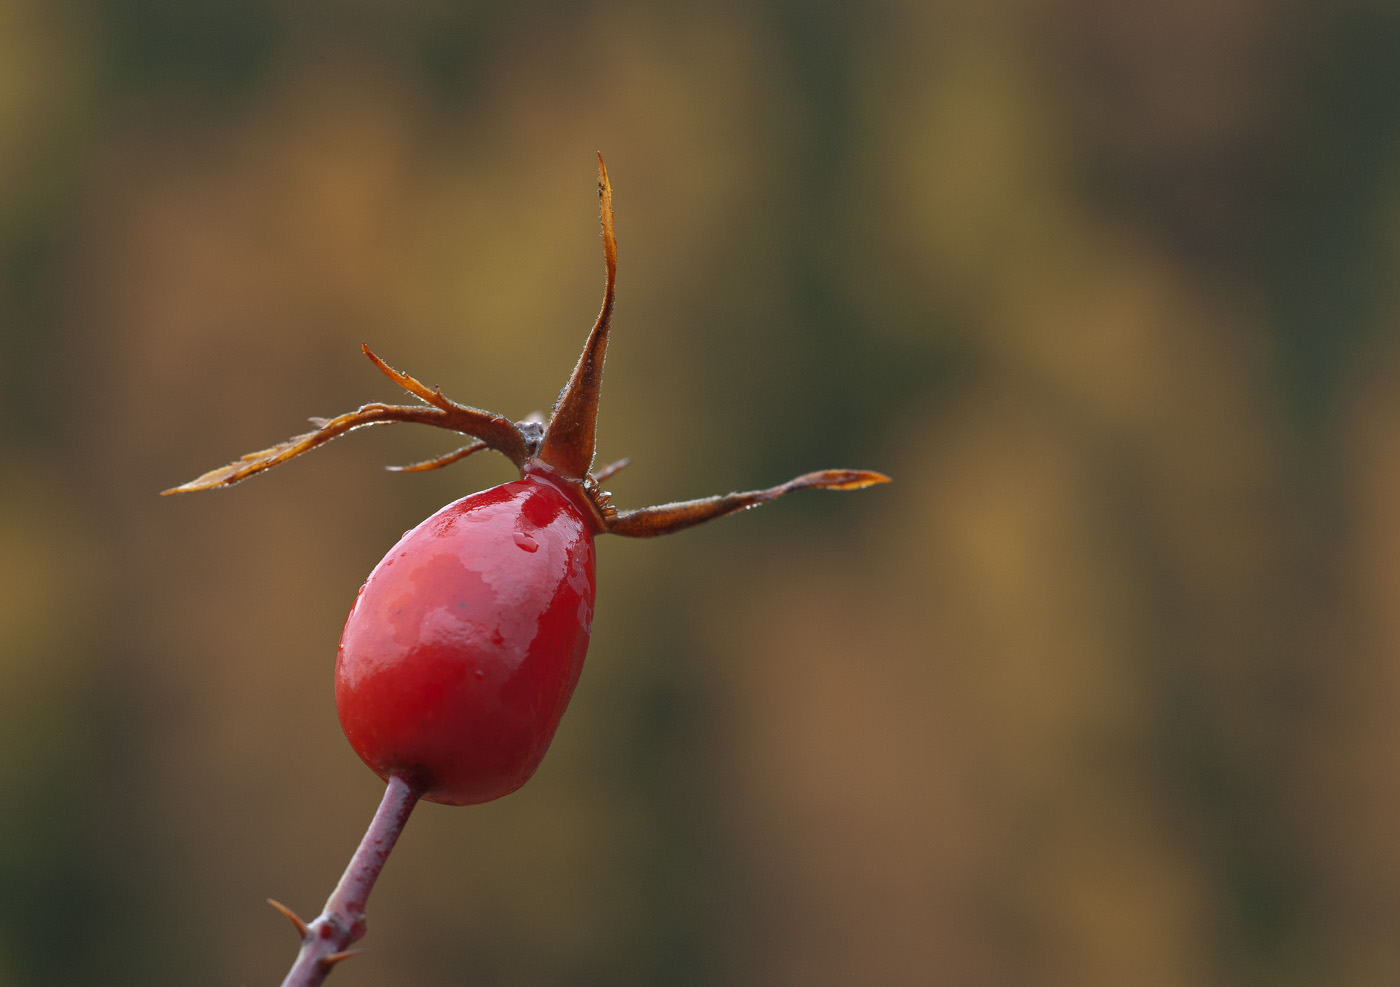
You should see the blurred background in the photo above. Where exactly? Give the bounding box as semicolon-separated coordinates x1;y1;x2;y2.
2;0;1400;984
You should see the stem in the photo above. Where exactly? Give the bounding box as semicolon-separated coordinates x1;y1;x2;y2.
279;774;422;987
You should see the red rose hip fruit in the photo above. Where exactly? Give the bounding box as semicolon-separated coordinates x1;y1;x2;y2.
165;157;890;983
167;156;888;808
336;472;597;805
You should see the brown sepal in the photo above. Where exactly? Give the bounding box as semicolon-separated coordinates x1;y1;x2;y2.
606;469;890;538
162;349;528;494
386;441;488;472
538;154;616;479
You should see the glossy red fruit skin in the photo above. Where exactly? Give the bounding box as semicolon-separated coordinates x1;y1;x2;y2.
335;470;597;806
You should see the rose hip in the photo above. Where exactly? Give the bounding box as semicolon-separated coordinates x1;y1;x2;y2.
166;156;888;984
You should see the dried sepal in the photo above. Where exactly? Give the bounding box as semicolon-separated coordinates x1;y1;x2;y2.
538;153;617;478
361;345;528;462
387;441;488;473
163;404;452;494
591;456;631;483
163;350;530;494
606;469;890;538
361;344;453;412
164;158;890;541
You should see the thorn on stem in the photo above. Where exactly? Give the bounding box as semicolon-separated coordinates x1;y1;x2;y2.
319;949;365;969
267;898;310;939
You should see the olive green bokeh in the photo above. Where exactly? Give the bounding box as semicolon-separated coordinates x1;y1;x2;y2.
3;1;1400;984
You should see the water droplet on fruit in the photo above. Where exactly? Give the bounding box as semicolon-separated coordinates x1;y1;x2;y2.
513;532;539;553
474;669;485;679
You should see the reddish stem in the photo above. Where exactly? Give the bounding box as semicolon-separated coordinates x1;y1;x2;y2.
279;774;422;987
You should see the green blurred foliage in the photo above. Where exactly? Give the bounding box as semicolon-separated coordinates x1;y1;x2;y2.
3;0;1400;984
